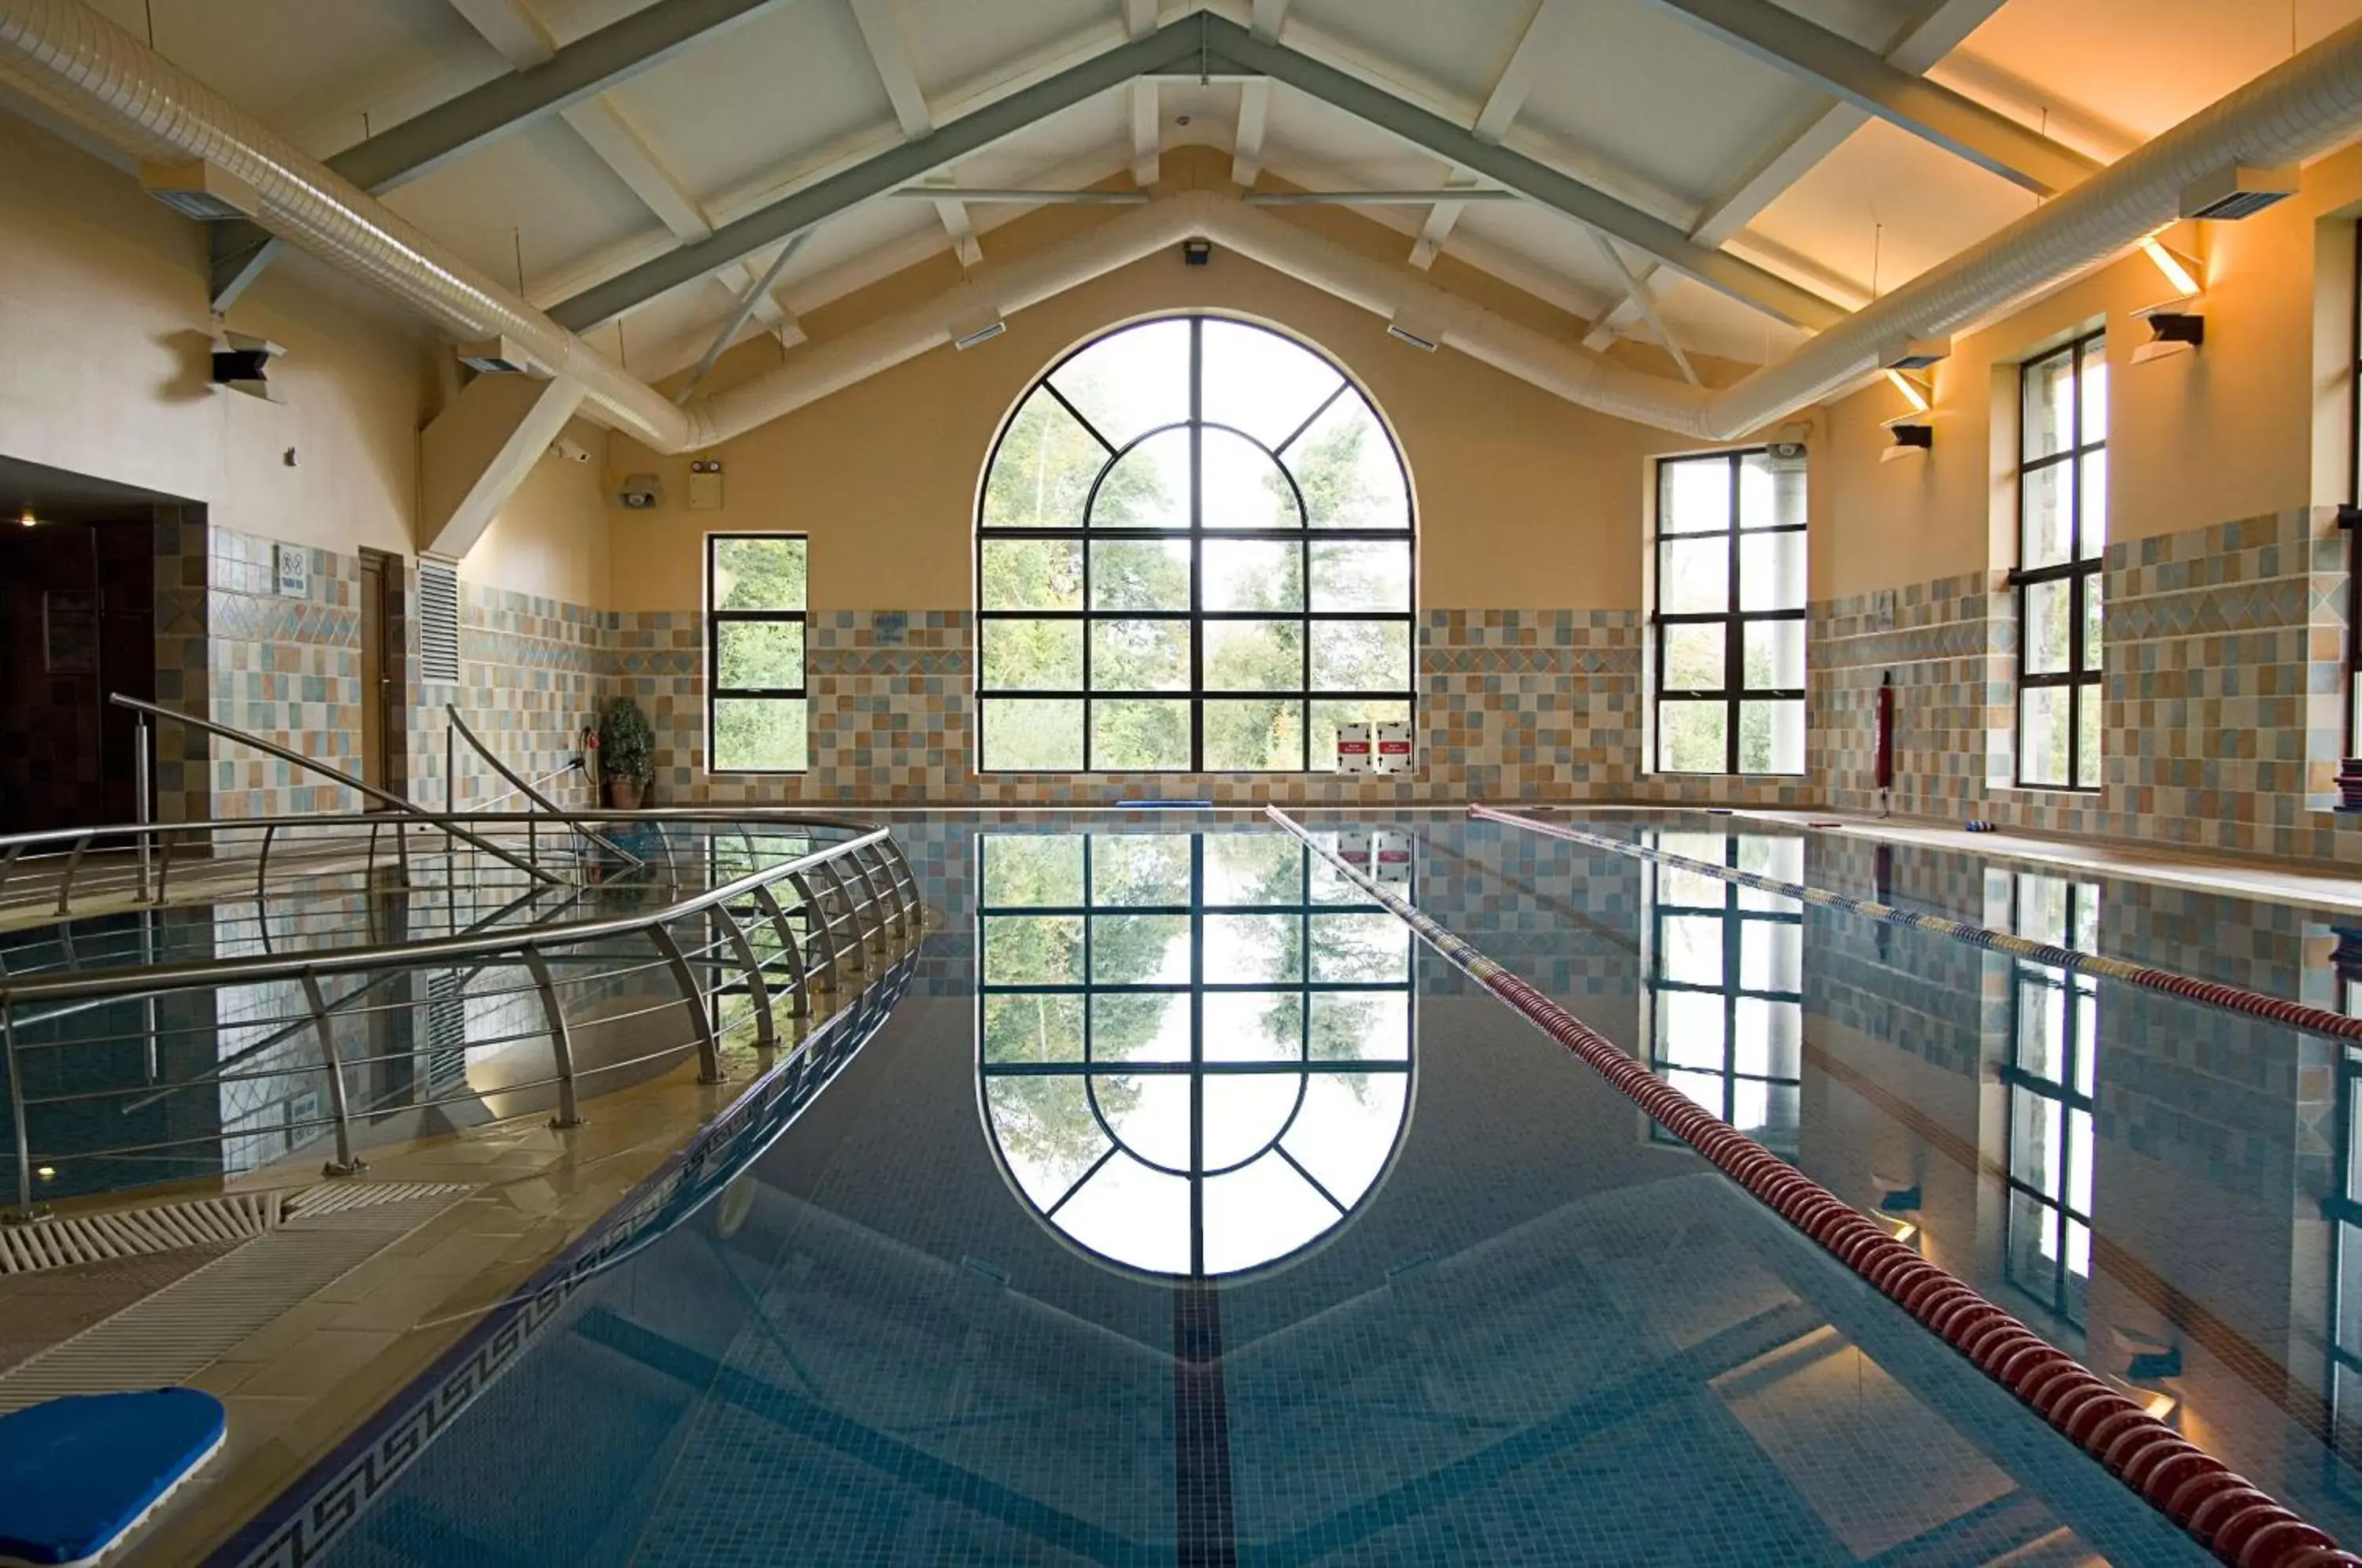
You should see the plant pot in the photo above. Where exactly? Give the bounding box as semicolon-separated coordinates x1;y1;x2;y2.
605;778;644;811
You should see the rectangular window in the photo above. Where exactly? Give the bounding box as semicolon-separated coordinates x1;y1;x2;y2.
1642;830;1804;1152
2013;334;2106;790
2001;873;2097;1326
1651;449;1807;775
706;533;808;773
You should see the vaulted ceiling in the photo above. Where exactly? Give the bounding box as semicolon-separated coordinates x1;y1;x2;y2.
47;0;2362;388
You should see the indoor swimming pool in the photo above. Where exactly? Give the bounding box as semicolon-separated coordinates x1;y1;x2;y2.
211;812;2362;1566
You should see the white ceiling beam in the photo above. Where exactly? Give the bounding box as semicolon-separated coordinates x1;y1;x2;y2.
1232;80;1271;187
1124;0;1158;36
1582;0;2008;349
1249;0;1290;45
1589;232;1697;384
848;0;981;264
1632;0;2096;195
1130;79;1161;185
444;0;803;336
1412;0;1572;268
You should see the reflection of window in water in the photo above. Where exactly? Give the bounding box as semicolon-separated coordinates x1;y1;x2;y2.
1642;833;1803;1154
2002;875;2097;1329
2327;932;2362;1485
977;832;1413;1278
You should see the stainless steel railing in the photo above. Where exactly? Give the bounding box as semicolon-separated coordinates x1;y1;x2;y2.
0;812;924;1219
443;705;646;871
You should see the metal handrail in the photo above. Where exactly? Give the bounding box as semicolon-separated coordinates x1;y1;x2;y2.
106;693;563;887
2;814;924;1217
443;705;646;870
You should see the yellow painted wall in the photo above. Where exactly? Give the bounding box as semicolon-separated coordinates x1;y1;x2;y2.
460;415;613;605
0;116;437;559
1820;141;2362;603
607;160;1694;615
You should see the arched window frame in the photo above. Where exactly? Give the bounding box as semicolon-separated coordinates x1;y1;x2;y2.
975;314;1416;774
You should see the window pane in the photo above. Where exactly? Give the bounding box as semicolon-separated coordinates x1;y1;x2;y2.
1742;621;1804;690
1738;532;1805;611
1203;538;1304;612
983;994;1086;1063
1091;700;1190;770
1206;700;1305;770
1090;914;1189;982
710;537;806;611
2080;576;2103;670
981;538;1082;610
981;619;1083;690
1309;540;1412;611
983;392;1105;529
1288;391;1409;531
1090;539;1191;611
2075;683;2102;790
1090;619;1188;691
2077;449;2108;558
1205;620;1304;690
982;914;1084;986
1202;320;1342;447
2023;579;2073;675
982;834;1083;904
1089;427;1191;529
1738;700;1805;773
1660;701;1728;773
1660;457;1732;534
2020;686;2071;786
713;697;806;771
981;697;1083;770
1050;318;1190;449
715;620;803;692
2078;338;2108;445
2023;347;2075;461
1201;426;1301;531
2022;461;2071;568
1311;620;1410;692
1092;835;1192;905
1310;701;1409;769
1663;623;1726;692
1660;538;1730;613
1738;452;1805;530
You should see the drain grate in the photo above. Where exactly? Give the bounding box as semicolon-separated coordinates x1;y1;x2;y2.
0;1189;471;1412
0;1182;475;1276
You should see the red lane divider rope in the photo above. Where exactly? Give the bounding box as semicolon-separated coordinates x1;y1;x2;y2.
1265;806;2355;1568
1470;802;2362;1048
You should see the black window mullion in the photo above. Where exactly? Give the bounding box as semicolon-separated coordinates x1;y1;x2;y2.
1189;316;1205;773
1724;452;1743;773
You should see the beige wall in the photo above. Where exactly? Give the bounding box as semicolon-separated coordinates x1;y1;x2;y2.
607;160;1690;616
0;116;436;559
460;415;613;604
1820;141;2362;602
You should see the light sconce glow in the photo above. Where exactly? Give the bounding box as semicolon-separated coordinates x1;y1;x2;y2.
2141;1389;2180;1421
2139;238;2202;299
17;508;35;528
1884;369;1931;415
34;1166;54;1180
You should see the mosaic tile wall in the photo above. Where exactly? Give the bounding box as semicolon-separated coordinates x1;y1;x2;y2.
604;608;1815;808
1812;505;2362;864
409;577;608;813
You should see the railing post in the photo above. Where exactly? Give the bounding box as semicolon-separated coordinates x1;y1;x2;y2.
648;923;724;1085
299;971;366;1177
134;715;153;903
787;870;838;996
256;823;278;906
522;946;583;1130
717;908;777;1049
845;842;898;948
154;828;174;904
750;882;809;1019
887;841;923;931
815;858;867;973
55;832;91;918
2;1010;46;1224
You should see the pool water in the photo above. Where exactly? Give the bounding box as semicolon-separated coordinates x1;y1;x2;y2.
278;812;2362;1566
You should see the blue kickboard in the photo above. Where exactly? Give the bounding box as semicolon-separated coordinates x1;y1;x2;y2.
0;1389;226;1567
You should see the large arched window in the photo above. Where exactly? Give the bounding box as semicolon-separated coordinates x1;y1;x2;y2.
976;316;1415;772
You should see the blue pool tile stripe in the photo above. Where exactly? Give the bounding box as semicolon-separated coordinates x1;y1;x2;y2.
1265;807;2353;1568
1470;804;2362;1048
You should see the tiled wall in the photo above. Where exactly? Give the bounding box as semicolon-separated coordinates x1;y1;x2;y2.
409;578;607;812
1812;505;2362;865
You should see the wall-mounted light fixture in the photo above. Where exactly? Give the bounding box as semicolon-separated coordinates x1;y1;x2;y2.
950;301;1007;351
1881;415;1934;463
2138;237;2203;298
1884;369;1932;416
17;508;36;528
2131;297;2205;365
1385;309;1441;352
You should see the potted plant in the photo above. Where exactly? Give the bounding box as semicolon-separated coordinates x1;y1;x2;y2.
598;696;655;810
